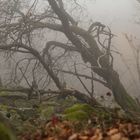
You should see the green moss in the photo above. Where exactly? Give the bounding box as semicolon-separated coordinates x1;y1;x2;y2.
64;110;89;121
41;106;55;120
0;123;16;140
63;103;114;122
64;103;94;115
0;91;9;96
63;103;94;122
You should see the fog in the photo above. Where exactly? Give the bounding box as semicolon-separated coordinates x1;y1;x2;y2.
0;0;140;98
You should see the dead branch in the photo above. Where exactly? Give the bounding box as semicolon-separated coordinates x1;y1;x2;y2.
0;86;98;106
0;43;63;90
74;63;91;96
54;68;108;88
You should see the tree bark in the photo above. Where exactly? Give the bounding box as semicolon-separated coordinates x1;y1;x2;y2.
47;0;140;117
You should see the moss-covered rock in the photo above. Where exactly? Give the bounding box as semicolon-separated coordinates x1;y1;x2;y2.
64;103;94;114
64;110;89;121
63;103;94;122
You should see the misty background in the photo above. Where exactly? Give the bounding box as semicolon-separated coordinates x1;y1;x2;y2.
0;0;140;99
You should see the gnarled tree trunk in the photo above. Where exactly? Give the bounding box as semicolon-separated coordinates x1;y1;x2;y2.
47;0;140;118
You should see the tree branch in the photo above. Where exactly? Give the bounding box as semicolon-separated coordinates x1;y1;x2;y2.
0;43;63;89
54;68;108;88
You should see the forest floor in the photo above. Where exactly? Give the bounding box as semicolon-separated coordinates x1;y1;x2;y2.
1;94;140;140
18;117;140;140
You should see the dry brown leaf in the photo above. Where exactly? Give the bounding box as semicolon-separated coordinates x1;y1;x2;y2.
121;137;129;140
68;133;78;140
90;135;101;140
110;133;121;140
108;128;119;136
78;135;89;140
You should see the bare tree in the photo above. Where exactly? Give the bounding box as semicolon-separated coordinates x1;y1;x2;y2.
0;0;139;118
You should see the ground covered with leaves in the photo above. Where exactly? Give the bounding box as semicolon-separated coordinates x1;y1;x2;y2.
18;120;140;140
17;103;140;140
